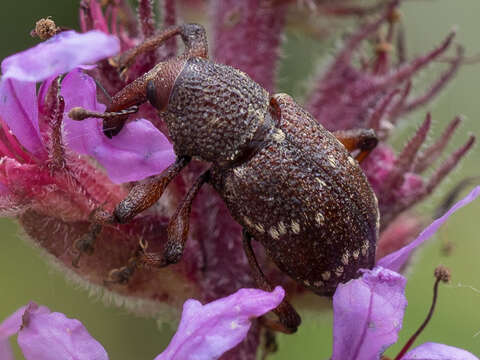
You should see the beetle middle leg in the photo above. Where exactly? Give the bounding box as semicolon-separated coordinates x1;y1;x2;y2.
242;230;301;334
72;155;191;268
333;128;378;163
138;170;210;269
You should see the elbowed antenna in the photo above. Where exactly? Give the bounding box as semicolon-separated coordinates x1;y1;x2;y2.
68;106;139;121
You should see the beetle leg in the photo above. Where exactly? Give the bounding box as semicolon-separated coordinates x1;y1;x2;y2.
261;328;278;359
69;23;208;137
72;156;191;268
139;170;210;268
333;128;378;163
242;230;301;334
113;23;208;73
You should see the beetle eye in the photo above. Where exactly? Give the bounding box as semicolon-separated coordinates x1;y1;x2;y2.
147;80;160;109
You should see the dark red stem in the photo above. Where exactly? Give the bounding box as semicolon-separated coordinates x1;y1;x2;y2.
394;277;441;360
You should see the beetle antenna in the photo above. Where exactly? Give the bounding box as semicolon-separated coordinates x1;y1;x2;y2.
68;106;139;121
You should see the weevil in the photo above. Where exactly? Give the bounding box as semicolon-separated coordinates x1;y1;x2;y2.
70;23;379;333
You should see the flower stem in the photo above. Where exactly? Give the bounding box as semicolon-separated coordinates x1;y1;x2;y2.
394;266;450;360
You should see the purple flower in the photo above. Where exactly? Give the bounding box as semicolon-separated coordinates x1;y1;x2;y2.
332;266;407;359
0;0;477;358
17;303;109;360
1;30;119;82
61;69;175;183
0;30;175;183
332;266;478;360
155;286;284;359
0;287;283;360
377;185;480;272
0;306;28;360
401;342;479;360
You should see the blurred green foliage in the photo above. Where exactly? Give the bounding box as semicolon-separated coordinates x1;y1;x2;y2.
0;1;478;359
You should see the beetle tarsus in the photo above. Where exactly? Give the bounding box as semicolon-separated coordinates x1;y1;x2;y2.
140;170;210;268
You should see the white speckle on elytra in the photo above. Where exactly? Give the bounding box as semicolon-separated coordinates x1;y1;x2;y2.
348;156;356;166
315;178;327;188
278;221;287;235
233;167;246;177
255;223;265;233
328;155;337;167
272;128;286;143
353;249;360;260
361;241;369;256
269;226;280;240
291;220;300;234
315;212;325;225
243;216;254;228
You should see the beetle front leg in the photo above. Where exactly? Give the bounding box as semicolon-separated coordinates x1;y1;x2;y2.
242;231;301;334
139;170;210;268
72;156;191;268
68;24;208;138
333;128;378;163
113;23;208;74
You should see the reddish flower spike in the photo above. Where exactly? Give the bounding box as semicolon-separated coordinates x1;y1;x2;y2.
211;0;287;92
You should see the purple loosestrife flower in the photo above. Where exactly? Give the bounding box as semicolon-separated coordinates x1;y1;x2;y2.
0;0;476;358
0;30;175;183
332;267;478;360
0;287;284;360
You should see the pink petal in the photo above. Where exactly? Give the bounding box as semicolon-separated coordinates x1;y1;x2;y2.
0;78;43;155
0;305;48;360
332;266;407;360
155;286;285;360
62;69;175;183
402;342;479;360
1;306;27;338
62;69;105;154
93;119;176;183
377;185;480;272
0;306;27;360
1;31;119;82
17;302;108;360
0;340;14;360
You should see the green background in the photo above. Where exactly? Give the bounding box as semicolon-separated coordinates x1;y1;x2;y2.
0;1;479;359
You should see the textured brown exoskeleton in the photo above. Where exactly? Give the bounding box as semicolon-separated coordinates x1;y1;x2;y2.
70;23;379;333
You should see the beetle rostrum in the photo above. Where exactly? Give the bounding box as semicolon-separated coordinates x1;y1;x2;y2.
69;23;379;334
